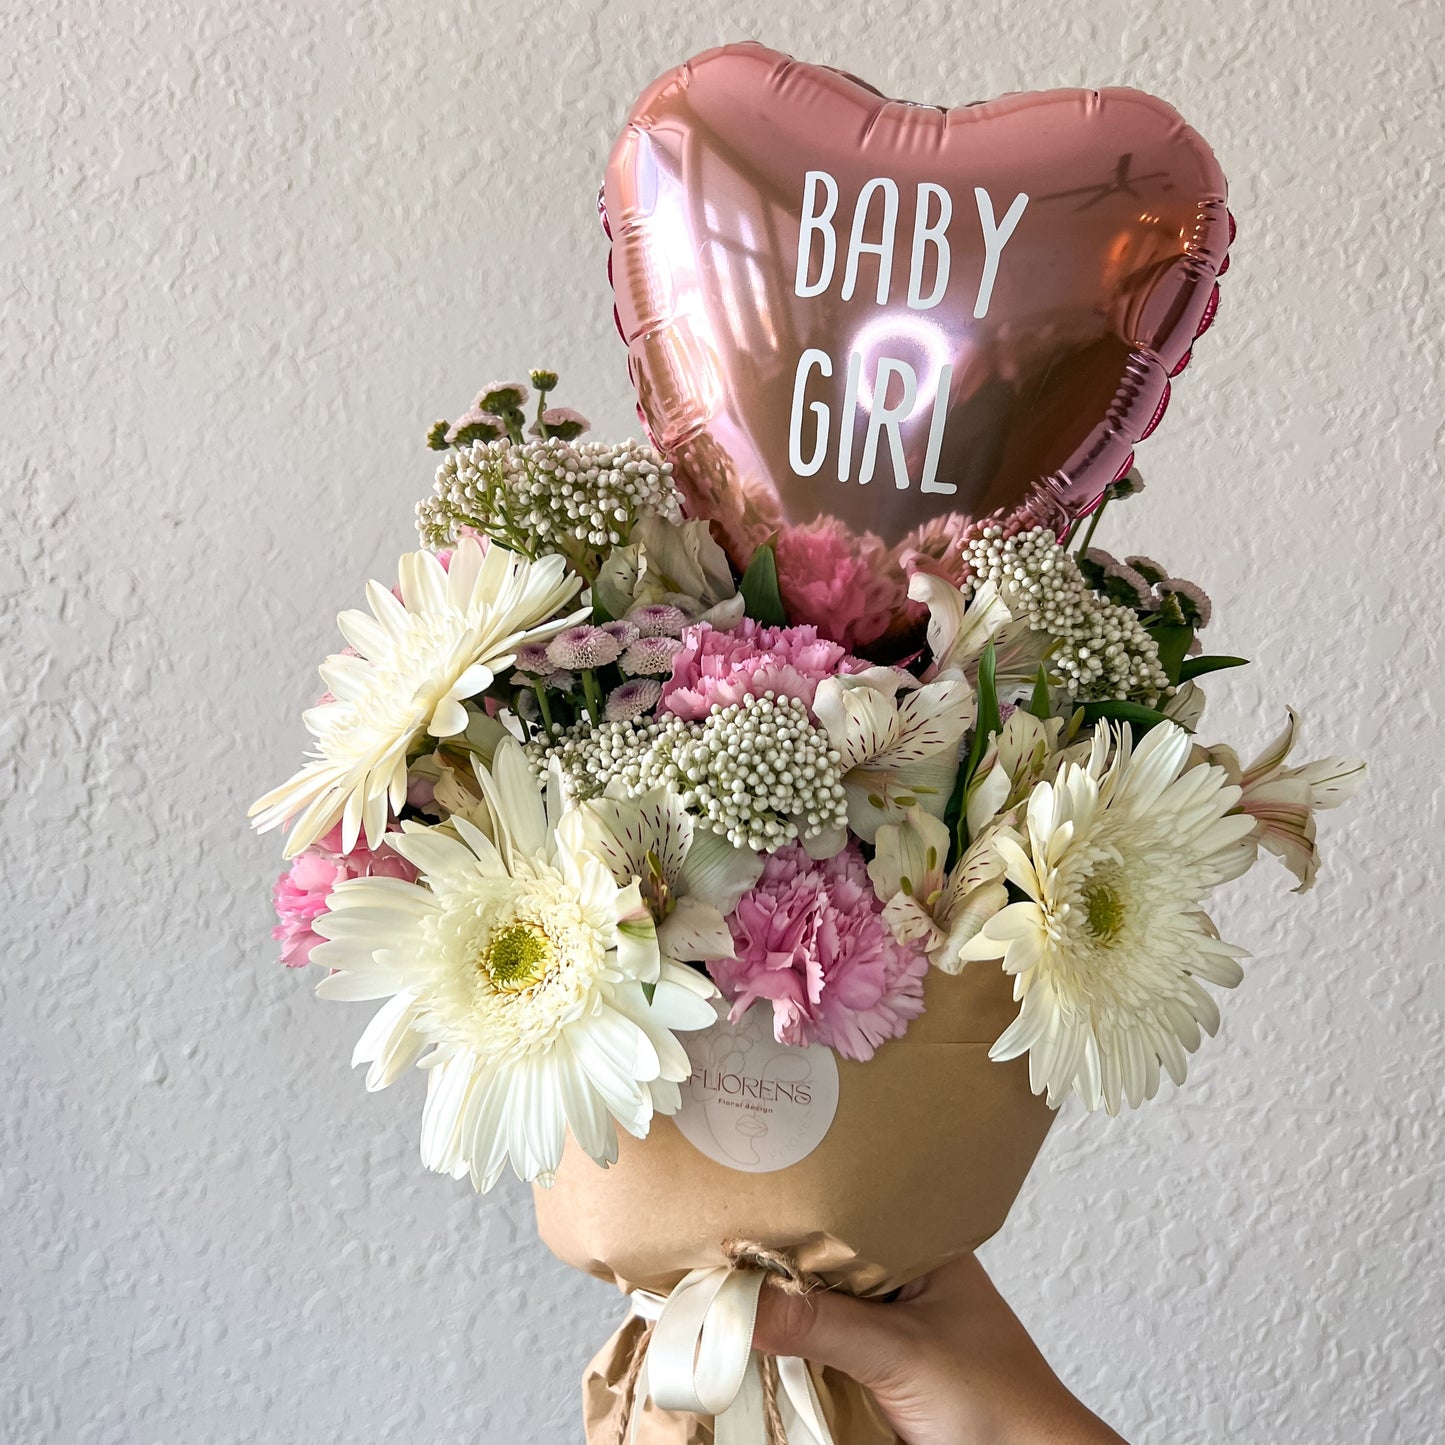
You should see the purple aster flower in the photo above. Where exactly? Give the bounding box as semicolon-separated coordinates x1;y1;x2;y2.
513;642;554;675
621;635;685;677
626;602;690;638
604;679;664;721
546;625;624;671
598;619;641;648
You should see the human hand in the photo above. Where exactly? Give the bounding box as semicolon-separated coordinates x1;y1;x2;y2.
752;1253;1127;1445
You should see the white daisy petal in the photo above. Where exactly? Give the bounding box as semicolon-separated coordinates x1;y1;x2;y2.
385;825;480;879
553;1041;615;1164
314;964;410;1002
568;1022;654;1138
248;542;581;855
975;721;1252;1114
301;746;712;1188
648;971;723;1033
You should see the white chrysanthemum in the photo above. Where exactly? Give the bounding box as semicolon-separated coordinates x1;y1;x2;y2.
959;722;1259;1114
249;538;585;857
309;742;717;1190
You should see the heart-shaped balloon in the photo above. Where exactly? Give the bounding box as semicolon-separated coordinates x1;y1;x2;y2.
604;43;1231;655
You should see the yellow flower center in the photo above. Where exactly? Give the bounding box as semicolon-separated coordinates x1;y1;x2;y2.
1082;879;1126;941
481;920;554;992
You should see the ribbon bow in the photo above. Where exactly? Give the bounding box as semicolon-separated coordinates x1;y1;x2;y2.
627;1266;837;1445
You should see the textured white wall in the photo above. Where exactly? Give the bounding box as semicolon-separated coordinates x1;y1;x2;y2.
5;2;1441;1441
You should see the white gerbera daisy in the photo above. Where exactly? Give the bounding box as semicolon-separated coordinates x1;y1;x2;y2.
249;537;585;857
959;722;1259;1114
309;741;717;1190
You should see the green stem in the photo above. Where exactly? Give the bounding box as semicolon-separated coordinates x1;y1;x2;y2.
566;544;598;586
1074;497;1110;557
479;474;535;558
581;669;604;724
533;684;556;738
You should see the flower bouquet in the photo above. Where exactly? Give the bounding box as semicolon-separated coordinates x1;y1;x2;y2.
251;41;1368;1445
251;371;1362;1443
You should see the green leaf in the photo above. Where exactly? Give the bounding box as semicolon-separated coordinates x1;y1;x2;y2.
1146;621;1194;686
739;539;786;626
1027;664;1052;720
1178;653;1249;682
1078;699;1173;734
959;641;994;809
948;642;1000;860
968;642;1001;778
941;757;970;867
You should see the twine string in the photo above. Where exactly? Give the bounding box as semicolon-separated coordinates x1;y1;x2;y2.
720;1238;821;1297
759;1353;789;1445
611;1319;655;1445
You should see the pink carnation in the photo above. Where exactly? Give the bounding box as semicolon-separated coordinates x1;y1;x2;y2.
709;842;928;1062
772;518;908;654
659;618;863;722
271;823;417;968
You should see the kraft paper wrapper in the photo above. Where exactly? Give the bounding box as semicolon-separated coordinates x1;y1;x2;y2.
534;965;1057;1444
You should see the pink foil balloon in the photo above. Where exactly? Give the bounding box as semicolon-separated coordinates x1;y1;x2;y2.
603;43;1231;655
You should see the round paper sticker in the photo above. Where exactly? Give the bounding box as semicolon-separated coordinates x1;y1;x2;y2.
672;1001;840;1173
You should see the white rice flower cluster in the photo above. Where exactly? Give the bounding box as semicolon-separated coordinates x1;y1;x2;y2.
646;694;848;851
964;526;1171;703
527;716;670;798
528;695;848;852
417;437;681;555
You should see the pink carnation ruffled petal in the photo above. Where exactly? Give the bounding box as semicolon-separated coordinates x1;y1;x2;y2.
771;520;909;653
271;824;418;968
708;842;927;1061
659;619;865;723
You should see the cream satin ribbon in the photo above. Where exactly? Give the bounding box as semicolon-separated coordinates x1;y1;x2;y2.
628;1267;836;1445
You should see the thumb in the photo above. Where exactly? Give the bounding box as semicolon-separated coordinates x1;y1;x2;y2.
751;1281;909;1393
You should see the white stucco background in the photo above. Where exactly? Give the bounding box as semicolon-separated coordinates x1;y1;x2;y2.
5;2;1441;1441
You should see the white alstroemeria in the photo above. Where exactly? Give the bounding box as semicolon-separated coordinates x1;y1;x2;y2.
594;515;744;630
1201;709;1366;892
958;722;1260;1115
249;537;586;857
909;571;1054;699
868;807;1010;974
910;573;1012;680
1163;680;1207;732
813;672;976;843
965;711;1091;840
310;740;716;1191
562;788;763;965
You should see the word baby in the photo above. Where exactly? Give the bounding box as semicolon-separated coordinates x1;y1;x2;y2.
787;170;1029;492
